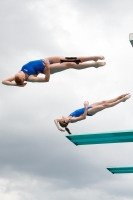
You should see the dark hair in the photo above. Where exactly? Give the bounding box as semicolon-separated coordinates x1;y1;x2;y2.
59;121;71;134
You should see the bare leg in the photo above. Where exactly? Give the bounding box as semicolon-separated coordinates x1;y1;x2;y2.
46;56;105;63
90;93;130;107
49;61;106;74
88;94;131;116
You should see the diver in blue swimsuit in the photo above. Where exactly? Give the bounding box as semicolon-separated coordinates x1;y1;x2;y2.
21;59;53;76
2;56;105;87
54;94;131;134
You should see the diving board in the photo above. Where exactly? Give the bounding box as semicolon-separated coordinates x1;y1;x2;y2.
66;130;133;145
107;166;133;174
129;33;133;46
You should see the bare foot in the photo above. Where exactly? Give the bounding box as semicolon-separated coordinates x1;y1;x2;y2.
94;62;106;68
120;93;130;98
122;94;131;102
93;56;105;61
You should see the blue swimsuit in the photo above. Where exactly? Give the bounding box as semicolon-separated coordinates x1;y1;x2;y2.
69;106;92;117
21;59;52;76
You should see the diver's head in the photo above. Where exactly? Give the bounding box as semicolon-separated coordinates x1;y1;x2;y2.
15;71;25;85
59;117;71;134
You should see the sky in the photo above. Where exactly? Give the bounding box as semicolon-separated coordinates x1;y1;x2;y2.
0;0;133;199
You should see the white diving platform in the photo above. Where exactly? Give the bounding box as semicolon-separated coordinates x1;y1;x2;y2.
107;166;133;174
129;33;133;46
66;130;133;145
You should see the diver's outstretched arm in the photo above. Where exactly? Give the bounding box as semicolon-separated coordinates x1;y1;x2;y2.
2;75;17;86
54;119;65;132
2;76;27;87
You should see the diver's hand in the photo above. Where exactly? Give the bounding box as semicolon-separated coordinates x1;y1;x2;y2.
84;101;89;108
